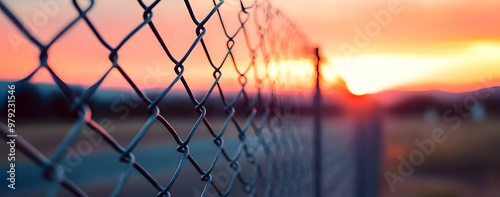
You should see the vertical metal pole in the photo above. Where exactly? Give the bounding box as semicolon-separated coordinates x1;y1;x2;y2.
353;98;382;197
313;48;322;197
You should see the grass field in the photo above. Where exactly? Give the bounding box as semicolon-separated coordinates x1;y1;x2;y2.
380;116;500;197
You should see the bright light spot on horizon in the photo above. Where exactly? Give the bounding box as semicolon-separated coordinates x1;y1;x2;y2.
334;55;450;95
267;59;315;93
320;64;340;84
332;42;500;96
467;42;500;56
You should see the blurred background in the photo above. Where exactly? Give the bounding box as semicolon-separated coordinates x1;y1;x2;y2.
1;0;500;196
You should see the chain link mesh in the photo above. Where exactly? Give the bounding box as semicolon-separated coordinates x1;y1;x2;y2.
0;0;317;196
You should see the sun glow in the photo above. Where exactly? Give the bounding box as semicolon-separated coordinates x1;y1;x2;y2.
333;55;454;95
267;59;316;93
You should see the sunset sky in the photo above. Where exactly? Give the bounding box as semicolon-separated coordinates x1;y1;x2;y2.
274;0;500;94
1;0;499;95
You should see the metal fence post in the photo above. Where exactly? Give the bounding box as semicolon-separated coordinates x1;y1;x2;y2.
353;97;382;197
313;47;322;197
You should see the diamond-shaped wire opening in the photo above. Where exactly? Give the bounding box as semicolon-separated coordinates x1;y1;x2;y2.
2;1;83;43
84;0;149;48
56;128;136;196
47;20;111;85
86;69;151;148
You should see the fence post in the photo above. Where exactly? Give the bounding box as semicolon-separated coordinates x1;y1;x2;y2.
353;96;382;197
313;47;322;197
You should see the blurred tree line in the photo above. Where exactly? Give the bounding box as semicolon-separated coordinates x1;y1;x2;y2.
3;83;343;121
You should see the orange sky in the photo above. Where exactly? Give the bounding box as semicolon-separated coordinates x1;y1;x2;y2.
1;0;500;95
273;0;500;94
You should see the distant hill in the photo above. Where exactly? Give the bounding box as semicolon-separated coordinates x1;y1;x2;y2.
1;81;498;120
374;86;500;117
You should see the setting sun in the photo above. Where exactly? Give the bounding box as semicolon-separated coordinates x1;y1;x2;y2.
332;41;500;95
333;55;451;95
1;0;500;96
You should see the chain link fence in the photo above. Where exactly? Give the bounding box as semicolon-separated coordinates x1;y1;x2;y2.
0;0;319;196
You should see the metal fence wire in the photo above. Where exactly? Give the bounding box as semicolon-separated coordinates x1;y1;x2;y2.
0;0;318;196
